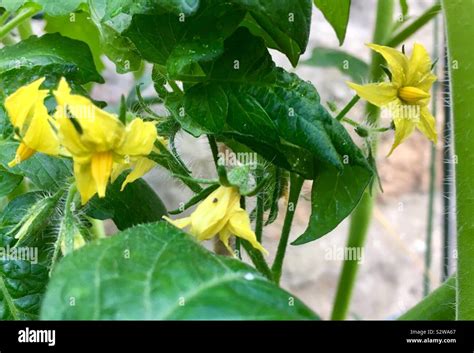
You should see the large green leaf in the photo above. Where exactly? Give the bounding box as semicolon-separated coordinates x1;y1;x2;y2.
45;12;105;72
302;47;369;83
87;174;167;231
124;0;312;72
0;33;103;94
0;141;72;192
41;222;319;320
167;29;370;179
292;165;372;245
314;0;351;45
0;260;49;320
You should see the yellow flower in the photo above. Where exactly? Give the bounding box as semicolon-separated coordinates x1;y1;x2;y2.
164;186;268;256
53;78;158;204
347;43;437;154
4;78;60;167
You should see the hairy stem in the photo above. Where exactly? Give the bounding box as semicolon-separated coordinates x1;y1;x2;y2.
0;6;39;40
271;173;304;284
331;0;395;320
443;0;474;320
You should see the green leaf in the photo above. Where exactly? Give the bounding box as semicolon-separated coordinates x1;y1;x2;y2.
237;0;312;66
0;260;49;320
314;0;351;45
41;222;319;320
168;29;370;179
302;47;369;82
87;174;167;231
125;0;312;73
398;276;456;320
0;33;103;95
292;164;373;245
45;11;105;72
0;141;72;192
0;167;23;197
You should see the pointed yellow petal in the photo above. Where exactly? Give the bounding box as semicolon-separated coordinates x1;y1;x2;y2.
90;151;113;198
218;229;237;257
367;43;408;85
163;216;192;229
227;209;268;256
54;78;124;154
115;118;157;157
407;43;436;89
120;158;156;191
74;162;97;205
417;107;437;144
189;186;240;241
8;142;36;167
5;77;46;129
347;82;398;107
387;116;417;156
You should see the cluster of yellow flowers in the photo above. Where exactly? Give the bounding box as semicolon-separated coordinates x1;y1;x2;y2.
5;77;160;204
4;77;267;255
347;43;437;154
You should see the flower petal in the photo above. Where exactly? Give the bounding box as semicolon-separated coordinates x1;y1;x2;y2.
218;228;237;257
367;43;408;86
407;43;436;90
115;118;157;157
189;186;240;241
73;161;98;205
347;82;398;108
54;78;124;154
5;78;46;129
163;216;192;229
417;107;437;143
227;209;268;256
387;116;417;156
120;158;157;191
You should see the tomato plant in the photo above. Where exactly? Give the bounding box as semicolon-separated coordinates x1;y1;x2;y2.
0;0;470;321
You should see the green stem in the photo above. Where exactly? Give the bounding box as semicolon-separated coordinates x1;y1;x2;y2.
0;11;10;26
335;95;360;121
0;6;39;40
331;0;395;320
423;15;439;298
242;241;273;280
271;173;304;284
331;191;374;320
443;0;474;320
17;18;32;39
208;135;219;168
255;182;264;243
386;3;441;47
399;276;456;320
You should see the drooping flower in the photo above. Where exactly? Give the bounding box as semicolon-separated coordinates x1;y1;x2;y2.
347;43;437;154
53;78;158;204
164;186;268;256
4;78;60;166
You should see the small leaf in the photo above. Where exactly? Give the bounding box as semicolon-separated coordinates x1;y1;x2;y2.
314;0;352;45
293;164;373;245
41;222;319;320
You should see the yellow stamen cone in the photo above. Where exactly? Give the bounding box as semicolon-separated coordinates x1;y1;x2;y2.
398;86;430;104
8;142;36;167
91;151;113;198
